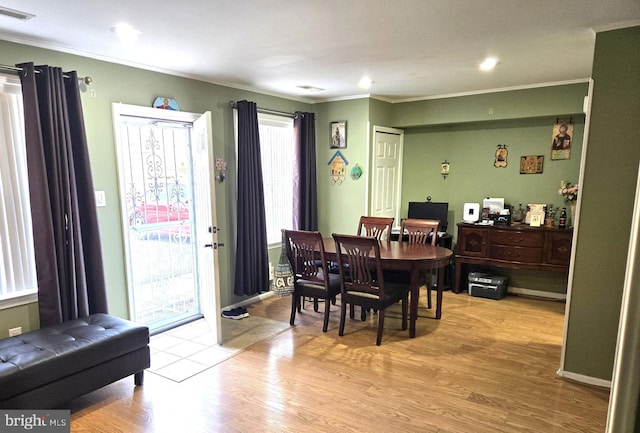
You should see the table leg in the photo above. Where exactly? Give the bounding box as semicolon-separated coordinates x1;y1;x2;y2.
409;268;419;338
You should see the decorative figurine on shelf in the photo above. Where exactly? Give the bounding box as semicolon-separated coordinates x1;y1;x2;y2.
545;204;557;227
524;205;532;225
512;203;524;224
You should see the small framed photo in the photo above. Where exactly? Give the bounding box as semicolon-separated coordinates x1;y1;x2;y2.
330;121;347;148
530;213;543;227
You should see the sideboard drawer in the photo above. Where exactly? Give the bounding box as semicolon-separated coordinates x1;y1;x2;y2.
490;229;544;247
489;245;543;263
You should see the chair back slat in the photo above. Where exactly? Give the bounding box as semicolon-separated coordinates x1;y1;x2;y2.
357;216;394;241
401;218;440;245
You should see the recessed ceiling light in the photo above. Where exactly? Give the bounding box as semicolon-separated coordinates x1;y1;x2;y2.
110;24;141;43
358;76;373;89
480;57;498;71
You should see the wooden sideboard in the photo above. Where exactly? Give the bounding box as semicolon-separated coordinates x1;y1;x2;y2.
454;223;573;293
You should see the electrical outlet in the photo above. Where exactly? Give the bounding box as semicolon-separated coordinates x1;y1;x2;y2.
9;326;22;337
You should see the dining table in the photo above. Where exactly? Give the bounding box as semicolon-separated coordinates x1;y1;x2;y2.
322;237;453;338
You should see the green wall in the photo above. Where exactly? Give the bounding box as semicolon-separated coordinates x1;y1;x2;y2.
0;303;39;339
315;98;371;236
563;26;640;379
400;116;584;292
0;39;311;329
392;84;588;127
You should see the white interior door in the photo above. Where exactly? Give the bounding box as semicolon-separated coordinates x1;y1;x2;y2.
371;127;404;225
192;111;221;343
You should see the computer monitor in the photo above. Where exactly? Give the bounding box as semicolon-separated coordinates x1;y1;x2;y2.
407;201;449;233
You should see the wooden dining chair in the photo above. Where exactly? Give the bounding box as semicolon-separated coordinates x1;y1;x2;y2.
332;233;409;346
330;216;395;274
401;218;440;309
356;216;394;241
284;229;341;332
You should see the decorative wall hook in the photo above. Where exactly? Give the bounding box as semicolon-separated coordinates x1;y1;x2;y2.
441;160;450;179
215;158;227;182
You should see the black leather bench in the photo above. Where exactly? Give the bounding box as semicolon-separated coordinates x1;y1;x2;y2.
0;313;150;409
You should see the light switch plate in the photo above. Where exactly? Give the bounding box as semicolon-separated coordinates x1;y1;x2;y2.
95;190;106;207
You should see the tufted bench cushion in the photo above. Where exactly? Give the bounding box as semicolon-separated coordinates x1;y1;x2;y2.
0;313;150;408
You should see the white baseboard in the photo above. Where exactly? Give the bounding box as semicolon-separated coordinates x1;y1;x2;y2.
508;286;567;301
225;291;275;310
556;368;611;389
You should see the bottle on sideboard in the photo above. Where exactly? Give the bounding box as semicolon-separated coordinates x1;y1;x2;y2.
559;207;567;229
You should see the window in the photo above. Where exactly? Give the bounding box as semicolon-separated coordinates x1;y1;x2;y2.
0;73;37;307
258;113;294;245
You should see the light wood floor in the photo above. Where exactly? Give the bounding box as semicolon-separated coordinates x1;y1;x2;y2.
69;291;610;433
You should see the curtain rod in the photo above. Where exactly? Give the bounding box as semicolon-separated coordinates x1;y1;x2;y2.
229;101;295;118
0;64;92;85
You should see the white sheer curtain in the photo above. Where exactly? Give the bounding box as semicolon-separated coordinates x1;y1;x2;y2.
0;74;36;301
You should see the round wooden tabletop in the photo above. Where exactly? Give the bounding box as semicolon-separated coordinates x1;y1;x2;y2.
322;237;452;270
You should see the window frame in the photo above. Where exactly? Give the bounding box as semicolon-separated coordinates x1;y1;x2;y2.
257;112;295;246
0;73;38;310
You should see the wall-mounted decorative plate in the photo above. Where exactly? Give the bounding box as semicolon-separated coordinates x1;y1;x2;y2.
153;97;180;111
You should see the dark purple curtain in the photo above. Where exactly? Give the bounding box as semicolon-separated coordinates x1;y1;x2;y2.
293;112;318;231
234;100;269;296
18;62;108;326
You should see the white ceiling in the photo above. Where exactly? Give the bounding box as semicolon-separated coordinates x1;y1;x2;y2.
0;1;639;102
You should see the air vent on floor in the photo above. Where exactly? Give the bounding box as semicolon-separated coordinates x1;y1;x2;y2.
0;6;35;21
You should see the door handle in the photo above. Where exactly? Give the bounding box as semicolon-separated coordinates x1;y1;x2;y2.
204;243;225;249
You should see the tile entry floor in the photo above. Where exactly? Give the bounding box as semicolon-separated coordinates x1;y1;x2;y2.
147;313;290;382
148;319;237;382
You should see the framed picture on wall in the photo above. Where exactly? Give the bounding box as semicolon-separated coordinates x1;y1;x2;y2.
330;121;347;148
520;155;544;174
551;120;573;160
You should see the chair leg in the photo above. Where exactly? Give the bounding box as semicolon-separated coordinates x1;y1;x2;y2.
427;271;433;309
314;298;319;312
376;309;386;346
361;307;367;321
339;301;347;336
290;293;299;325
401;296;408;331
322;297;331;332
349;304;355;319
